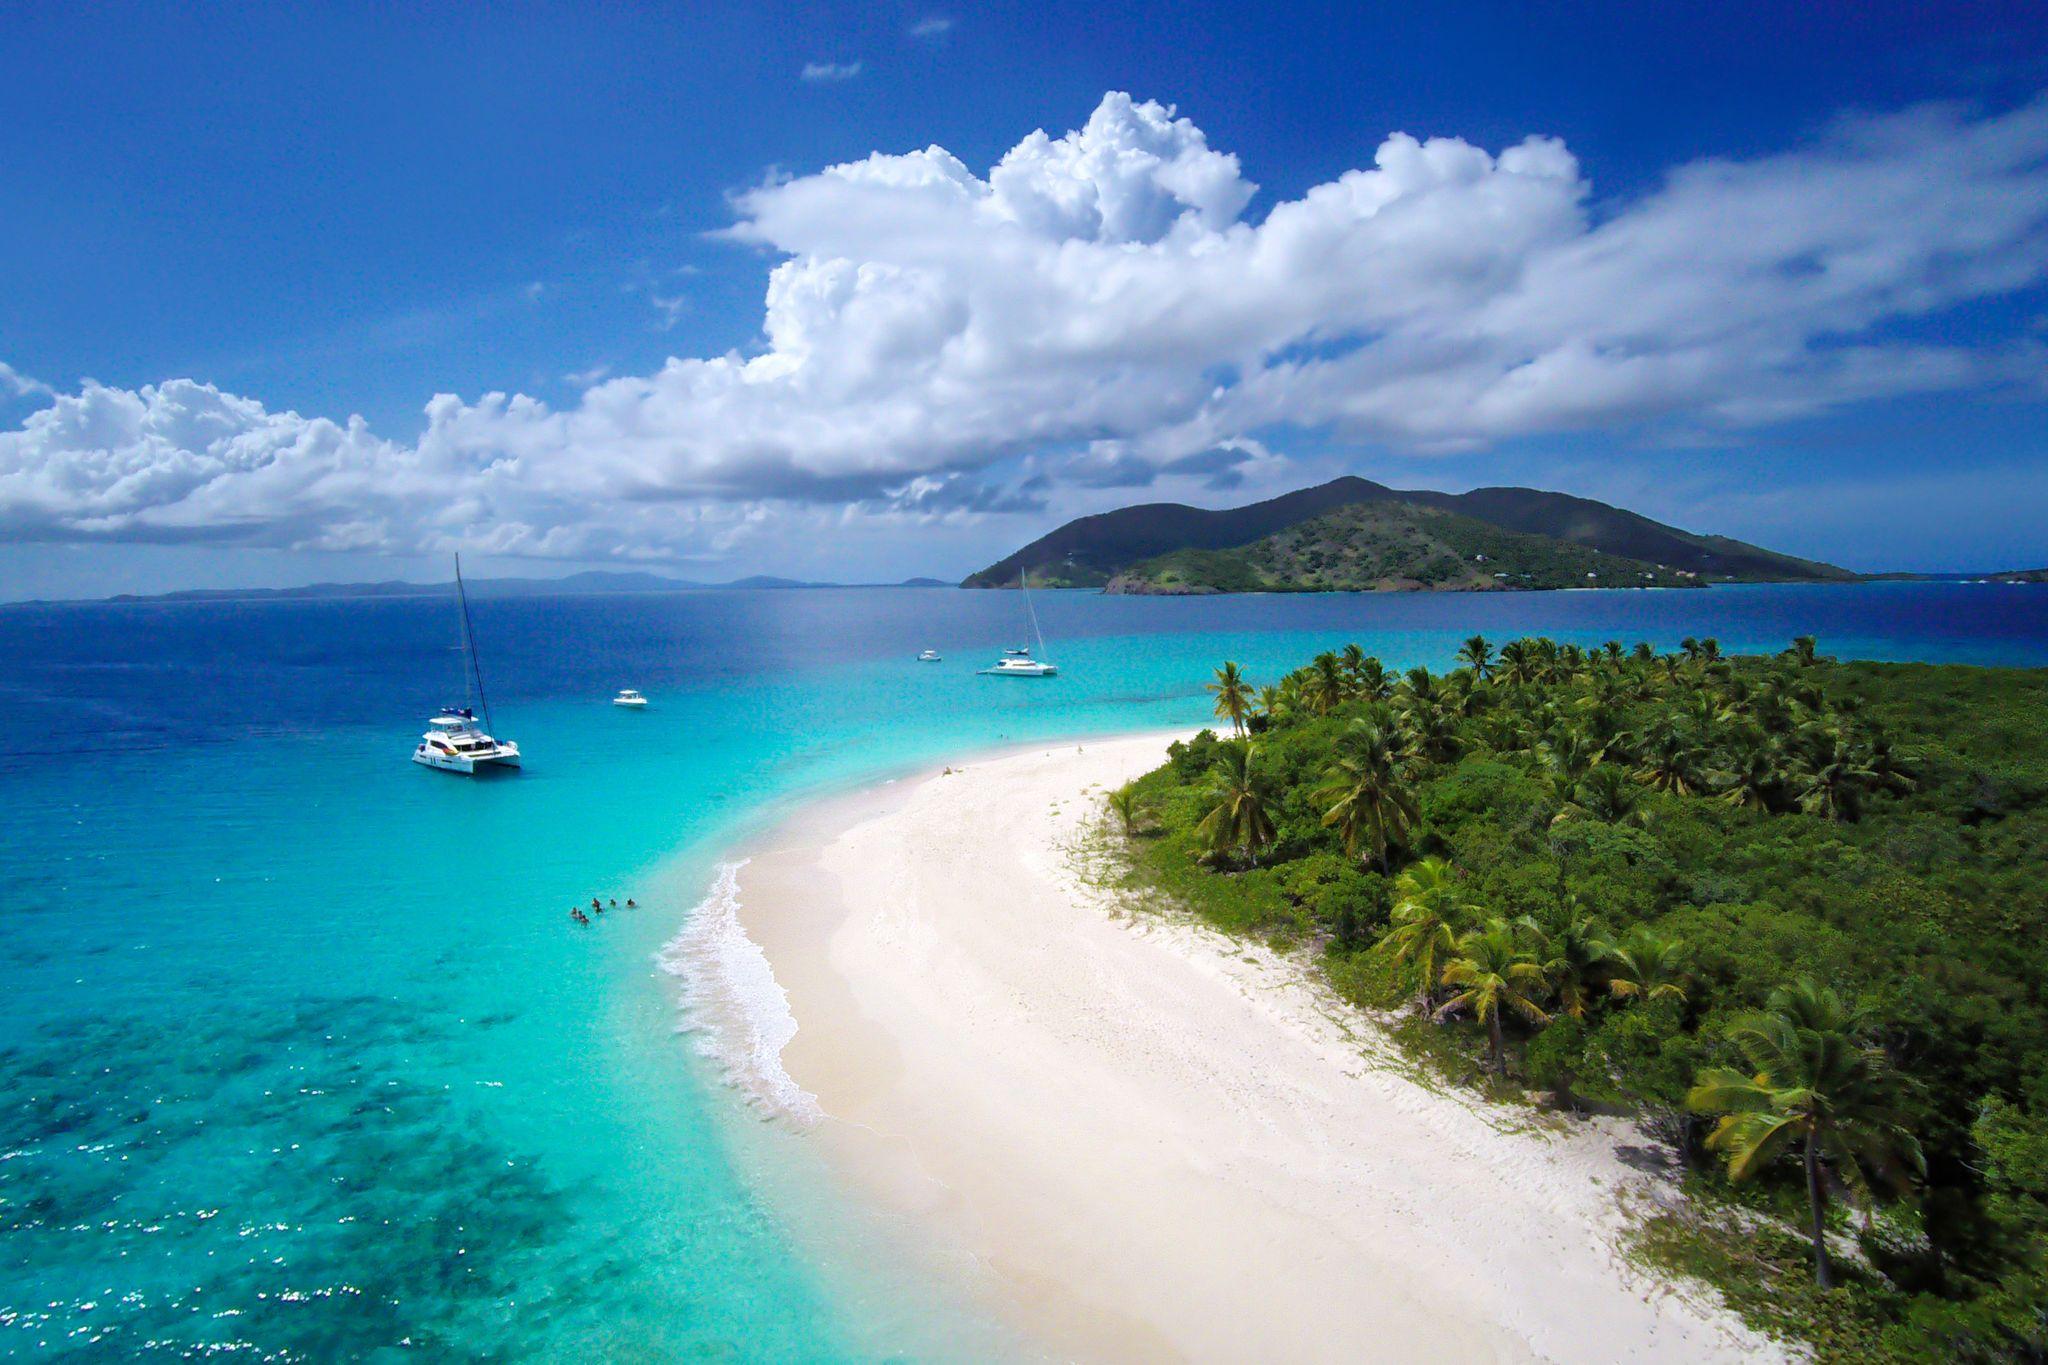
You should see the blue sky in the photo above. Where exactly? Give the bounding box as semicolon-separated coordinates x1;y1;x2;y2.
2;1;2046;597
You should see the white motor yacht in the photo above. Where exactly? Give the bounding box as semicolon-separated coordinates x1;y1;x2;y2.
980;573;1058;677
982;651;1057;677
917;649;942;663
412;555;521;774
613;688;649;707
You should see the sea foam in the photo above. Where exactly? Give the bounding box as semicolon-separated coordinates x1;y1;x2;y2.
660;860;822;1123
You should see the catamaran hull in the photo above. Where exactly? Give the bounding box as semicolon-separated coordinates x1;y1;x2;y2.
978;665;1058;677
413;746;522;774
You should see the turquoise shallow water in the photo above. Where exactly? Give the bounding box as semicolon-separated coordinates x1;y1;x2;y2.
1;582;2044;1359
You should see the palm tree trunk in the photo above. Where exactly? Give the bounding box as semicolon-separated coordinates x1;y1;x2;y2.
1487;1013;1505;1074
1803;1138;1834;1289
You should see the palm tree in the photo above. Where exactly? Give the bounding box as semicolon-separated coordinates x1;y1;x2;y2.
1194;743;1276;865
1529;902;1613;1020
1353;655;1392;701
1496;639;1536;688
1679;689;1728;737
1104;783;1143;836
1340;643;1371;690
1552;764;1650;829
1253;684;1287;727
1603;929;1690;1004
1314;721;1417;873
1799;731;1880;822
1783;635;1821;667
1862;725;1918;796
1539;722;1606;785
1397;665;1441;709
1718;729;1790;812
1445;668;1486;719
1207;661;1254;737
1458;634;1493;680
1382;856;1467;1011
1687;980;1924;1287
1438;919;1551;1073
1634;718;1705;795
1478;708;1532;754
1747;679;1798;735
1399;692;1463;765
1304;652;1351;715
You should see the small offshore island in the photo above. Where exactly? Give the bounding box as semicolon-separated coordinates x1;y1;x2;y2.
733;634;2047;1363
963;476;1856;593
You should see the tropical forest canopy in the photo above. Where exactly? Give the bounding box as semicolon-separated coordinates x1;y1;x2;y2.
1114;637;2047;1360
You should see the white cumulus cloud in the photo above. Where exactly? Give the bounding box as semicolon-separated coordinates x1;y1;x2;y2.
2;90;2045;562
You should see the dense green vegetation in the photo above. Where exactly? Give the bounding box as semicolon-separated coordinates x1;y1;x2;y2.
1106;502;1702;593
1112;636;2048;1359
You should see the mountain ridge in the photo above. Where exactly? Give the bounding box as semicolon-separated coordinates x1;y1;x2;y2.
1105;502;1707;594
963;476;1856;589
10;570;954;608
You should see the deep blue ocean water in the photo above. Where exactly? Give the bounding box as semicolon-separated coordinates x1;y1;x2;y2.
1;582;2043;1360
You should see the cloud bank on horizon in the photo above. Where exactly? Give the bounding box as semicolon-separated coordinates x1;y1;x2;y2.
2;91;2045;564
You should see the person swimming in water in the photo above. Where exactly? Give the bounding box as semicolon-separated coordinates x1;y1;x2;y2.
626;898;637;908
608;898;617;908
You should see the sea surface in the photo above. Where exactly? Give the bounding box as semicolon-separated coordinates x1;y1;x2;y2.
1;582;2044;1360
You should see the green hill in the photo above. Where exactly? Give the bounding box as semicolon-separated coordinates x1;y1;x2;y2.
962;476;1855;590
1106;502;1701;594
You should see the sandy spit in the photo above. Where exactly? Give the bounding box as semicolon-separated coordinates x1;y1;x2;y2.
725;731;1781;1363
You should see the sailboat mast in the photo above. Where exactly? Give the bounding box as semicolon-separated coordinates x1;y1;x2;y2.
1022;569;1048;658
455;554;494;734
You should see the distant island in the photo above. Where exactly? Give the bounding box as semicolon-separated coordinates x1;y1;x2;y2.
1869;567;2048;585
17;571;953;608
963;476;1856;592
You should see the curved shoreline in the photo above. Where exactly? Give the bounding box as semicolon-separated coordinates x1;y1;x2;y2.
705;731;1779;1362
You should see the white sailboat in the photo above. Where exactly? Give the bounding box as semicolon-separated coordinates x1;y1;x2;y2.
980;571;1058;677
412;556;522;773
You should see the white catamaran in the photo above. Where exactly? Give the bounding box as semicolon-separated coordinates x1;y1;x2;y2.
412;556;522;774
980;571;1058;677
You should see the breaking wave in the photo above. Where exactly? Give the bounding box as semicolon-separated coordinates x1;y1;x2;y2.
660;860;821;1123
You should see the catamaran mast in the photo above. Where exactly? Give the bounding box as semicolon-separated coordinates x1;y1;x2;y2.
455;554;494;734
1021;569;1048;658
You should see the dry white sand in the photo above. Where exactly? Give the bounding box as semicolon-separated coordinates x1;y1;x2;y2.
725;732;1779;1363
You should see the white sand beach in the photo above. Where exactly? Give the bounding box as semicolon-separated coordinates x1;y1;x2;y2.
723;732;1779;1363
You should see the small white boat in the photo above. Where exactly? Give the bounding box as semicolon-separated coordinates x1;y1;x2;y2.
414;708;522;773
917;649;942;663
413;556;521;774
980;573;1058;677
613;689;649;707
